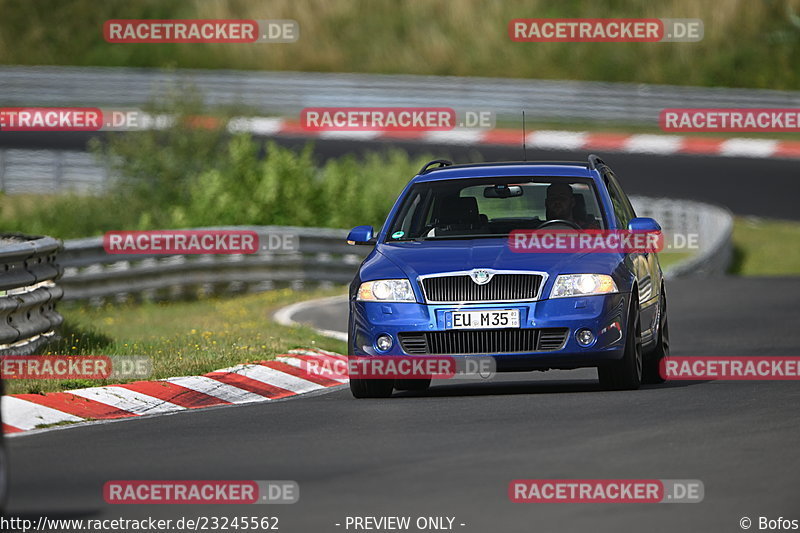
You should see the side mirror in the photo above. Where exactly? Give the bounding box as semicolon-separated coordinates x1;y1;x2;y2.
347;225;375;245
627;217;661;232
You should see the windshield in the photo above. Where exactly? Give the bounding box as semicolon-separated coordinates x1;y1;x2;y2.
387;177;606;241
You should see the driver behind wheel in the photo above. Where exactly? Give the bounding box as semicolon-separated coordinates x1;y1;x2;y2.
544;182;599;229
545;182;576;221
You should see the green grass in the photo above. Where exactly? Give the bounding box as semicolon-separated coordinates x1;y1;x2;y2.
661;217;800;276
4;287;347;395
1;0;799;90
657;251;693;270
730;217;800;276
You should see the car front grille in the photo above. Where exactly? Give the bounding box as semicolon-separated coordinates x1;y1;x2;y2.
398;328;568;355
421;273;544;303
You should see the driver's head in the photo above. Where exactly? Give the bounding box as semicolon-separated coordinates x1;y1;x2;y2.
545;182;575;220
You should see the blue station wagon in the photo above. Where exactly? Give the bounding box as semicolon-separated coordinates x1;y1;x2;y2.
346;155;669;398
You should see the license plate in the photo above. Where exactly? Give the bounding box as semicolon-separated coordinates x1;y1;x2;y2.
447;309;520;330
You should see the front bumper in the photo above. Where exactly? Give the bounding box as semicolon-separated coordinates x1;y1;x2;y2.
349;293;631;371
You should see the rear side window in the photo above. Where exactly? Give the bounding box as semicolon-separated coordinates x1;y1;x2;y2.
605;172;636;228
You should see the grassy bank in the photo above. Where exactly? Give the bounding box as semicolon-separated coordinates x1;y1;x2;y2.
1;0;799;90
730;217;800;275
4;287;347;395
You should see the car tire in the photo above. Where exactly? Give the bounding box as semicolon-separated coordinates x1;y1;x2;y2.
394;378;432;391
349;378;394;398
643;291;669;384
598;300;642;391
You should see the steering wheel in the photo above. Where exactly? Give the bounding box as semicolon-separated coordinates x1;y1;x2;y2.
538;219;581;230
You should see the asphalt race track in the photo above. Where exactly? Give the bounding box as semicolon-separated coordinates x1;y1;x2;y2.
4;136;800;531
7;276;800;532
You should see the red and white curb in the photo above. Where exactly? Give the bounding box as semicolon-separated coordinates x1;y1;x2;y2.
226;117;800;160
1;348;347;435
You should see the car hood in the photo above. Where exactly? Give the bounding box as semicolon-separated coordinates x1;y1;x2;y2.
374;239;625;280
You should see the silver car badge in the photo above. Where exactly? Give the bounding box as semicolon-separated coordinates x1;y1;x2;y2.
470;269;493;285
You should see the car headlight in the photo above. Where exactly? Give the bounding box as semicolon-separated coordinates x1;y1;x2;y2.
357;279;416;302
550;274;618;298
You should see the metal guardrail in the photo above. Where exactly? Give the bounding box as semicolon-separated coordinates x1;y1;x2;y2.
632;198;734;278
0;149;108;195
59;227;363;304
0;235;64;355
3;66;800;125
56;198;733;305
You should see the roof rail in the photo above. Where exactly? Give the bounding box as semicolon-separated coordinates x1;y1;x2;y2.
445;160;589;169
587;154;607;170
418;160;591;175
419;159;453;174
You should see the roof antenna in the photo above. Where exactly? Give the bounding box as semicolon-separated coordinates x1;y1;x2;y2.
522;110;528;161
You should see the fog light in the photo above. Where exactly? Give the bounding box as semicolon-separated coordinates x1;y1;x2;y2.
376;334;393;352
576;329;595;347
